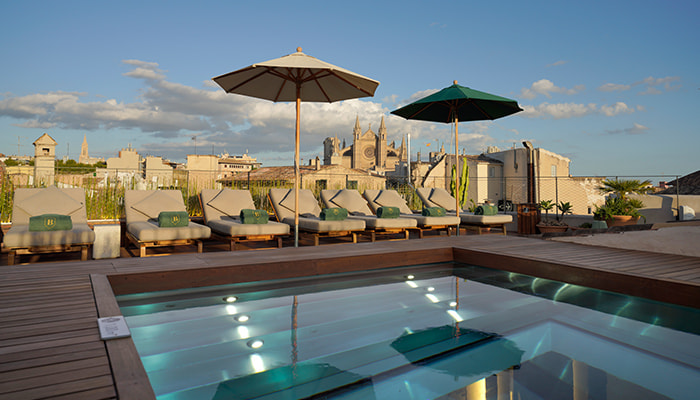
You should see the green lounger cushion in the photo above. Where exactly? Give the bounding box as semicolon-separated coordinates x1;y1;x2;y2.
475;205;498;215
320;207;348;221
422;207;446;217
158;211;189;227
240;209;269;224
29;214;72;231
377;206;400;219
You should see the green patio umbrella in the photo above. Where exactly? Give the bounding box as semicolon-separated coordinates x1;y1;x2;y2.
391;81;522;226
213;47;379;246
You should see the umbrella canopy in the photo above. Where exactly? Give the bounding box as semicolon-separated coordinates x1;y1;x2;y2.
213;48;379;246
391;81;522;224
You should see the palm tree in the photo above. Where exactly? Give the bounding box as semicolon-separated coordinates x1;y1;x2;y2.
599;178;651;200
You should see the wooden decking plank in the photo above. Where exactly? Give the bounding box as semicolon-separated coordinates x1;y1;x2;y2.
0;329;99;353
0;348;107;374
0;341;105;364
48;386;116;400
0;364;111;394
0;374;114;400
0;356;110;383
0;317;97;341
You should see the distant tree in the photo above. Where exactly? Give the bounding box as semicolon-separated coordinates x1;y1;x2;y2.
55;159;97;174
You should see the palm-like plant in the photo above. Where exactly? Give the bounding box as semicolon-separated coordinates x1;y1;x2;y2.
596;178;650;221
556;201;573;223
538;199;554;221
599;178;651;200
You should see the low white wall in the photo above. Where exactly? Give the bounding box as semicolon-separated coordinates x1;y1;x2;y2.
631;194;700;224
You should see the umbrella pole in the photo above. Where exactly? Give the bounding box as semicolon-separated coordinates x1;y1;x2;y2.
294;93;301;247
454;115;460;236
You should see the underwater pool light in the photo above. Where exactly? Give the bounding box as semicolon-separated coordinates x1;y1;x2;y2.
224;296;238;303
247;339;264;349
235;315;250;323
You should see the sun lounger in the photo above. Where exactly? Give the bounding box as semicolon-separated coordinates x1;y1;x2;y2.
321;189;417;241
200;189;289;250
2;186;95;265
125;189;211;257
363;189;460;238
416;187;512;235
269;188;365;246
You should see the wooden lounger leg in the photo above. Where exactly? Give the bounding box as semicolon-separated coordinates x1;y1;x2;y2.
404;230;409;240
371;232;376;242
8;251;16;266
196;240;203;253
80;246;89;261
139;244;147;258
276;237;283;248
418;229;424;239
313;235;320;246
352;233;357;243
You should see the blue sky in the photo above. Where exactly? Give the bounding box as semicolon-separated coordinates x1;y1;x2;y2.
1;0;698;179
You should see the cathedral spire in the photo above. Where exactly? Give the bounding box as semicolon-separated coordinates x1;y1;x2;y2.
353;115;361;139
378;116;386;139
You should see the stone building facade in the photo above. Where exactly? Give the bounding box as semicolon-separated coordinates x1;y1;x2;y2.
323;116;407;174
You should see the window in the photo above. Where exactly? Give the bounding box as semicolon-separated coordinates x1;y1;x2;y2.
315;180;327;191
347;180;358;190
551;165;557;177
488;167;495;177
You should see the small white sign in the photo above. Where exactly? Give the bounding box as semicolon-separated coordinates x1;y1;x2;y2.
98;316;131;340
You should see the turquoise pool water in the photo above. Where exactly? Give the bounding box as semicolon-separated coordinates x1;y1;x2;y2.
118;264;700;399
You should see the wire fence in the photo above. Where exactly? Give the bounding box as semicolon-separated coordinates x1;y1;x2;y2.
0;166;692;223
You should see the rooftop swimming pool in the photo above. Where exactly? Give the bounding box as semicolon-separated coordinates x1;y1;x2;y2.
118;263;700;399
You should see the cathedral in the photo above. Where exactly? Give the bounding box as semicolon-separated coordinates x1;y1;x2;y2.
323;116;407;173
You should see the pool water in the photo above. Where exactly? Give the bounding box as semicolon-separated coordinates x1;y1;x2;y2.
118;264;700;399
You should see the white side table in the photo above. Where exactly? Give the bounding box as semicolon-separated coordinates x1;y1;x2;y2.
93;224;121;259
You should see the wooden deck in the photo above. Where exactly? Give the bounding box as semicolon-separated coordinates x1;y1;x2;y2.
1;234;698;399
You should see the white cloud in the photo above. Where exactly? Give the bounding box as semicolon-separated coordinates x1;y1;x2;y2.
520;101;637;119
606;123;649;135
598;83;631;92
599;76;680;96
520;102;596;119
546;60;568;68
14;120;56;129
600;102;634;117
518;79;584;99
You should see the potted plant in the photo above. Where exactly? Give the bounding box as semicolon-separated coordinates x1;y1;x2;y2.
536;199;568;233
595;178;650;226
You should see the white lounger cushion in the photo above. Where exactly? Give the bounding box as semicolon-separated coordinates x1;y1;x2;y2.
200;189;289;237
269;188;365;233
363;189;460;227
3;224;95;248
127;221;211;242
4;187;95;248
125;190;211;241
416;187;513;225
321;189;417;230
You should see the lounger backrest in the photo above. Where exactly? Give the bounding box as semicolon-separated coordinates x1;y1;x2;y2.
269;188;322;221
200;189;255;223
415;188;437;208
125;189;186;224
363;190;413;214
418;188;460;212
12;186;89;225
320;189;374;215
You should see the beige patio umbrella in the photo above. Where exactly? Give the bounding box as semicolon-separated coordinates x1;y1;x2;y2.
213;47;379;246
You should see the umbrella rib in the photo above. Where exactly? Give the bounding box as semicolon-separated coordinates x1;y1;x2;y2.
225;68;271;93
327;70;376;97
456;99;494;120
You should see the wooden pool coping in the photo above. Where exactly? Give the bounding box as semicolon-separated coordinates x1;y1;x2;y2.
2;235;699;399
